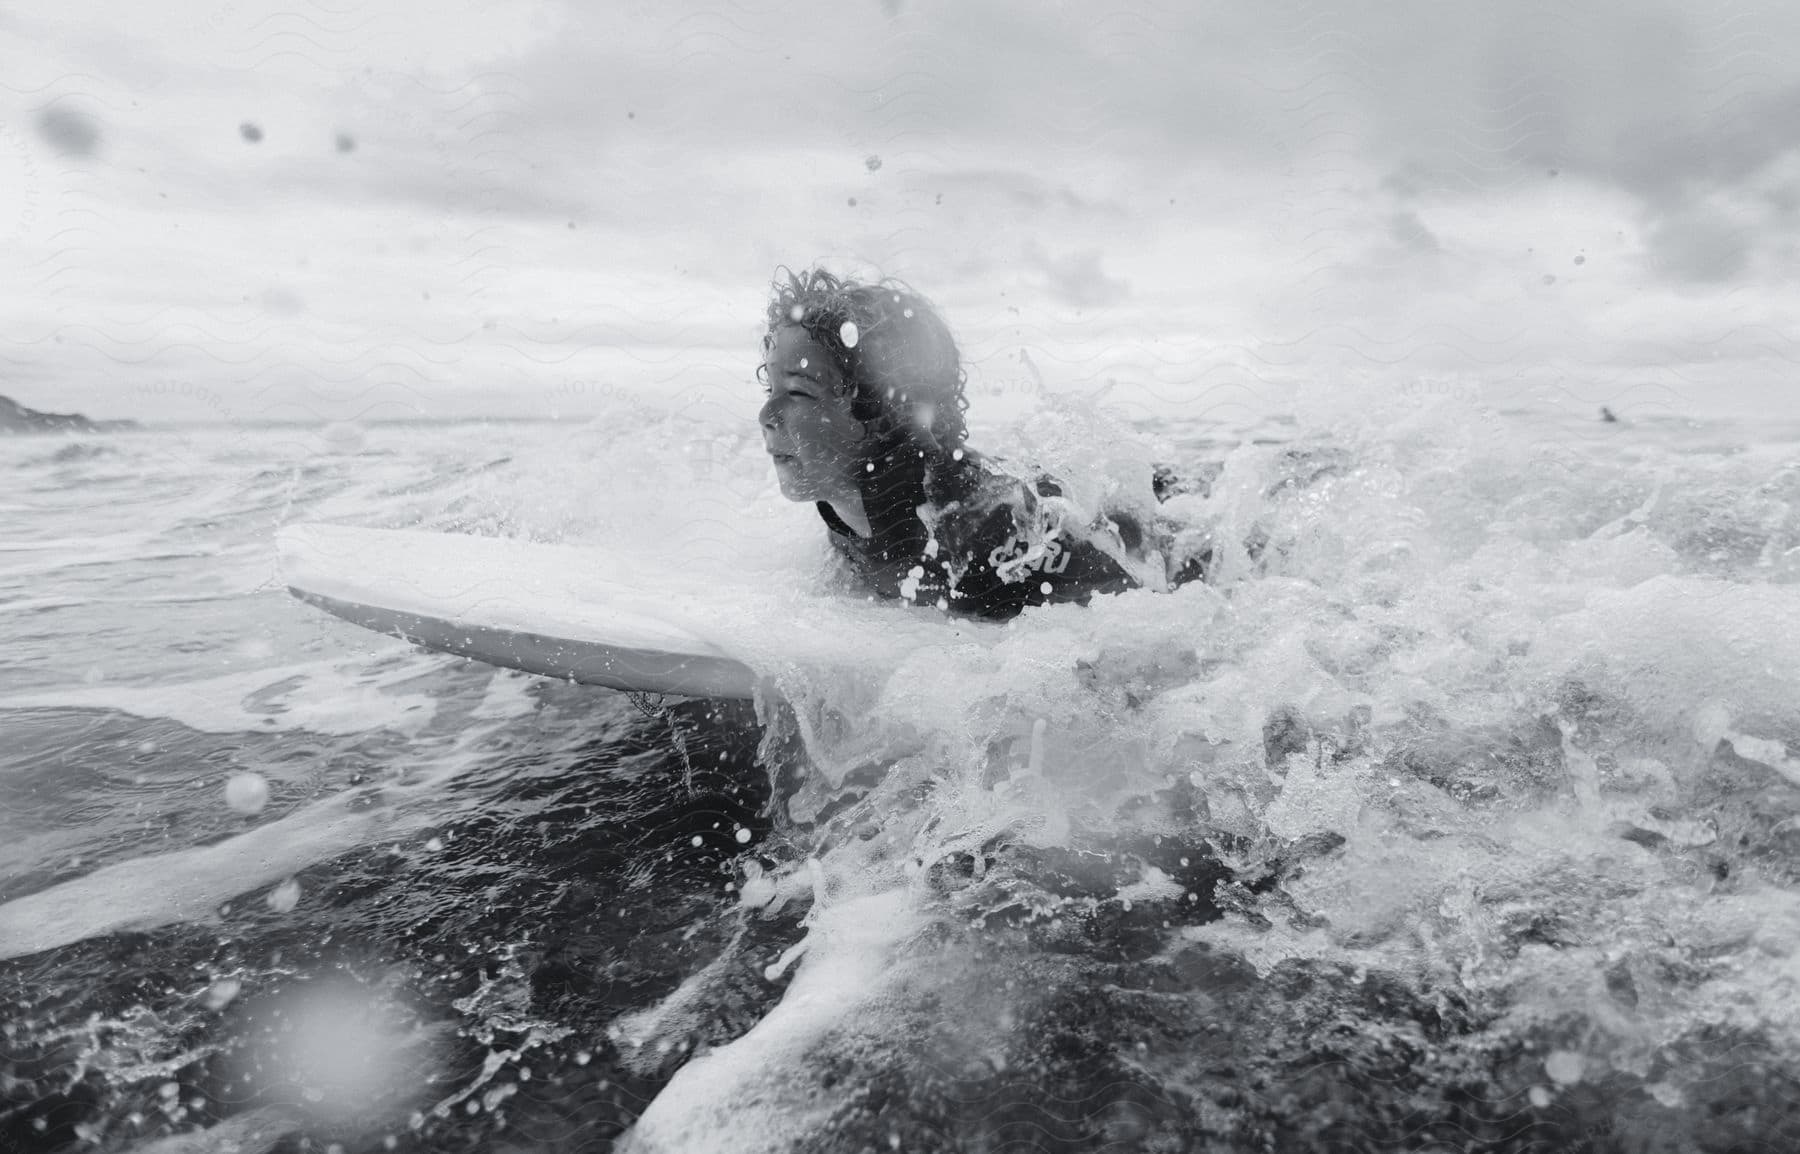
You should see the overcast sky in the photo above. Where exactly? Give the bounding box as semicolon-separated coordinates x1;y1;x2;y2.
4;0;1799;424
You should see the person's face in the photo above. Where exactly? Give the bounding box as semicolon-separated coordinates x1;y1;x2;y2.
759;325;866;502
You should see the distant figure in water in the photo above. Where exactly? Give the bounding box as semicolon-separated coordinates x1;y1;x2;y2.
1600;406;1619;423
756;267;1207;620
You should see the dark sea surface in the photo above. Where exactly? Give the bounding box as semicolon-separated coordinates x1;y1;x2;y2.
4;400;1800;1153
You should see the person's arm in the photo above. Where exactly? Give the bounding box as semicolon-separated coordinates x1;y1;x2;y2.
936;502;1137;620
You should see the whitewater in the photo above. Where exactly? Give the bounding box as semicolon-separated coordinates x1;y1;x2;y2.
4;385;1800;1154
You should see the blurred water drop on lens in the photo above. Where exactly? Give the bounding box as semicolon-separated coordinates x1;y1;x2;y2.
35;106;100;157
267;878;301;913
318;422;366;455
260;286;305;316
222;979;440;1126
225;771;270;814
1544;1050;1584;1085
204;977;243;1011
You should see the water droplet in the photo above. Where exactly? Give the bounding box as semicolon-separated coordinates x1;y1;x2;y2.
839;321;859;348
740;874;777;908
267;878;301;913
204;978;242;1011
36;106;100;156
1544;1050;1584;1084
225;772;270;815
690;835;703;847
789;304;805;322
1039;581;1052;594
735;827;752;844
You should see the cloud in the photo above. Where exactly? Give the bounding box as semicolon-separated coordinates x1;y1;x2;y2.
1021;243;1130;309
14;0;1800;420
930;168;1128;216
1387;210;1440;254
1597;77;1800;212
1645;207;1753;283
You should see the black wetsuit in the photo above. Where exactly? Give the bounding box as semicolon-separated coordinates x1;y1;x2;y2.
818;445;1205;621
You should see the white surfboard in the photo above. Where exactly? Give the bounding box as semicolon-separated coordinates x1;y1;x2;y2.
277;524;995;699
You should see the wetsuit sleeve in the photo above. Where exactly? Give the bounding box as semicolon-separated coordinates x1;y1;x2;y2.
937;504;1137;621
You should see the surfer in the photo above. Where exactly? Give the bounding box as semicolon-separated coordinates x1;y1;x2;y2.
757;267;1207;621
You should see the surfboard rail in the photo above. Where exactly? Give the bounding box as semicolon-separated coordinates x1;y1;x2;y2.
278;524;762;699
287;588;761;699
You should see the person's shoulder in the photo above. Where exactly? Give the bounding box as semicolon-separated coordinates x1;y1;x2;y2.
927;446;1014;491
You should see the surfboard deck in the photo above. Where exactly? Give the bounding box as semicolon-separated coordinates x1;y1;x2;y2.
279;524;765;698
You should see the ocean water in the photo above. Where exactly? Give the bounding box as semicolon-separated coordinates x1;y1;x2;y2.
4;393;1800;1154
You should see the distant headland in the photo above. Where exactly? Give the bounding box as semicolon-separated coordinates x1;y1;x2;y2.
0;394;139;434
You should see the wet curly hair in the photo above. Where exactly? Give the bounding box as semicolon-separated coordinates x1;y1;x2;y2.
759;266;969;457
